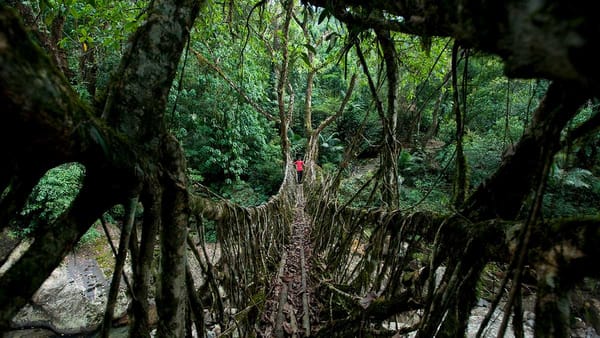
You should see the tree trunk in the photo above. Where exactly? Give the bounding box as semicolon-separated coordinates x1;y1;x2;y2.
0;168;125;329
129;186;162;337
275;0;294;158
0;0;204;332
376;29;401;208
156;136;191;337
452;43;468;207
424;71;451;143
100;197;138;338
463;81;589;220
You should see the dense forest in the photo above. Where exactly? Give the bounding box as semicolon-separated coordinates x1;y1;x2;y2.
1;0;600;337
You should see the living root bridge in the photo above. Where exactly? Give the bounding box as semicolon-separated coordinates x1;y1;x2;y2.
300;77;599;336
259;185;315;337
187;166;297;335
306;180;600;336
3;0;600;336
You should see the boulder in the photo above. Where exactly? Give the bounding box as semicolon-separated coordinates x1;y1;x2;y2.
10;254;128;335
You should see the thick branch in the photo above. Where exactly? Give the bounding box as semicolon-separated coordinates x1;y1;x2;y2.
376;28;400;207
0;6;94;165
101;0;203;143
189;193;230;221
564;111;600;146
276;0;294;156
129;185;161;337
451;43;468;207
0;169;125;330
462;81;589;220
315;285;422;336
157;135;191;337
100;197;138;338
307;0;600;90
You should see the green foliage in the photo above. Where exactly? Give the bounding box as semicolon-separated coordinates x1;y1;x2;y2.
461;57;544;136
77;226;102;246
398;150;425;174
554;168;596;189
102;204;134;224
337;163;380;208
544;167;600;217
58;0;149;50
170;87;274;182
397;149;451;212
463;131;503;188
218;180;268;206
187;168;204;186
336;154;452;212
202;220;217;243
399;177;451;213
319;132;344;164
17;163;85;237
439;112;528;192
247;141;284;197
167;12;280;189
336;100;380;157
289;131;307;158
320;162;339;176
33;0;150;98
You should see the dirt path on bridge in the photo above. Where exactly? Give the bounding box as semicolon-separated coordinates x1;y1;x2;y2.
260;185;318;337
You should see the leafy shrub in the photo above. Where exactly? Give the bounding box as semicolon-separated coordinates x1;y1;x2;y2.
399;178;451;213
78;227;102;246
203;220;218;243
219;180;268;206
544;167;600;217
247;141;284;197
319;132;344;165
463;131;503;188
106;204;125;223
17;163;85;237
338;164;381;207
102;204;143;225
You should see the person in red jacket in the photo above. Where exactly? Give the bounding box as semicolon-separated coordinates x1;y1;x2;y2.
293;156;304;184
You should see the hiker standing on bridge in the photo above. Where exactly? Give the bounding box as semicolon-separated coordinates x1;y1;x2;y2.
293;156;304;184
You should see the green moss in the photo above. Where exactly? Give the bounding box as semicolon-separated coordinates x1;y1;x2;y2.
92;234;116;276
250;289;266;311
476;262;504;301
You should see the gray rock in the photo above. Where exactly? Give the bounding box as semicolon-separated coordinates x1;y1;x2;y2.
477;298;490;308
10;254;128;334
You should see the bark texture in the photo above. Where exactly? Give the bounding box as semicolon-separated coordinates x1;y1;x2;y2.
2;0;600;336
0;0;202;333
307;0;600;92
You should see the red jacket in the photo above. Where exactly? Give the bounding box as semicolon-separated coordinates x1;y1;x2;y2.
294;160;304;171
